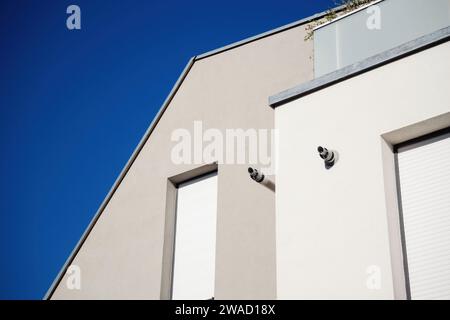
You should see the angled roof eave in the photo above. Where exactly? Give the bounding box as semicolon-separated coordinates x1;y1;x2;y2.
196;5;345;60
44;57;195;300
269;26;450;108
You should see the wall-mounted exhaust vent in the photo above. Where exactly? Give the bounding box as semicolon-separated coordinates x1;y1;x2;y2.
248;167;265;183
318;146;336;169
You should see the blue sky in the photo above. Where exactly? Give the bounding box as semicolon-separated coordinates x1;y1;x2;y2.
0;0;335;299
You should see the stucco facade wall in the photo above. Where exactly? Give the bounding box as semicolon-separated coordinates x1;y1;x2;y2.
275;41;450;299
51;21;315;299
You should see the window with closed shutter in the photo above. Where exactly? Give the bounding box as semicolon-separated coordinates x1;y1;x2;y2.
397;131;450;300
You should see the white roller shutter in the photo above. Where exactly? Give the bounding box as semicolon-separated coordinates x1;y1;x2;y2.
172;173;218;300
397;133;450;300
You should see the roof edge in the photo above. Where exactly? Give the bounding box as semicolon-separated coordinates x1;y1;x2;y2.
44;57;196;300
313;0;384;32
269;26;450;108
196;5;345;60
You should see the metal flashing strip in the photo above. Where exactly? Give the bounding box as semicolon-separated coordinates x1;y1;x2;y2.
196;5;345;60
44;58;195;300
269;26;450;109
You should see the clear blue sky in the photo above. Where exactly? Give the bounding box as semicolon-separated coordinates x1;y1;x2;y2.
0;0;335;299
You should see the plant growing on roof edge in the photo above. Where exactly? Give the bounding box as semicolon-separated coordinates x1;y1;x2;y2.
304;0;378;41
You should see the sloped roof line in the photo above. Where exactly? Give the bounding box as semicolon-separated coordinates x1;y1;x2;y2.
44;6;338;299
196;6;345;60
44;57;195;300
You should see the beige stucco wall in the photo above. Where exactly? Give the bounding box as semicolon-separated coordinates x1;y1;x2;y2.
275;41;450;299
50;22;315;299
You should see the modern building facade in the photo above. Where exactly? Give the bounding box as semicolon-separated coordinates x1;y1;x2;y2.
47;0;450;300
